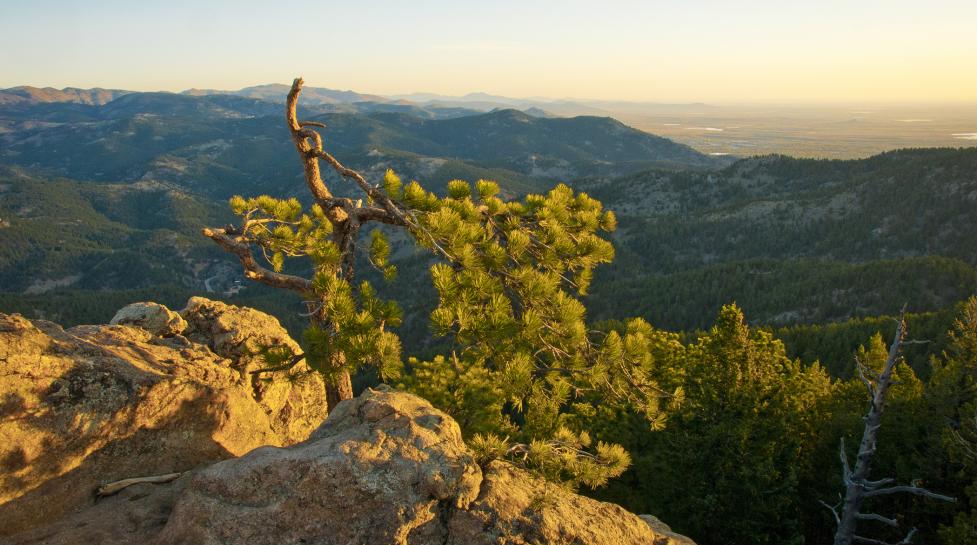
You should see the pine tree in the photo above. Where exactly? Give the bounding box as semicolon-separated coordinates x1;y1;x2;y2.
203;77;674;488
936;297;977;543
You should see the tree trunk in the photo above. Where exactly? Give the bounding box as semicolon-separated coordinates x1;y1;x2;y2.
826;316;954;545
325;368;354;413
832;322;902;545
833;398;885;545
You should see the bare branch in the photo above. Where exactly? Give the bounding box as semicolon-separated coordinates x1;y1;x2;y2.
855;356;876;399
852;529;917;545
840;438;852;483
821;500;841;526
855;513;898;527
286;78;333;204
356;205;407;226
896;528;918;545
95;472;182;498
852;535;889;545
862;477;895;489
864;485;955;502
202;227;312;293
286;78;417;228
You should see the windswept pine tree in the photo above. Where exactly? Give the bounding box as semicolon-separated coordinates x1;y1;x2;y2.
202;78;678;487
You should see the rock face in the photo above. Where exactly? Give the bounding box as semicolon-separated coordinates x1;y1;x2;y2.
449;460;693;545
1;304;693;545
0;299;326;537
156;388;483;545
155;388;693;545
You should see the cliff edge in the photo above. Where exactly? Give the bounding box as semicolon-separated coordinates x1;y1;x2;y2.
0;300;693;545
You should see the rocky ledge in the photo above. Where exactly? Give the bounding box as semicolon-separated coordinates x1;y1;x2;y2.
0;300;693;545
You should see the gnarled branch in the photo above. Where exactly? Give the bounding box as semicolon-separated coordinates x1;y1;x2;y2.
202;227;312;293
286;77;413;229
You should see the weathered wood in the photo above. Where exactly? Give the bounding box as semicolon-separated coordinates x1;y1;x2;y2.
825;314;954;545
95;472;182;498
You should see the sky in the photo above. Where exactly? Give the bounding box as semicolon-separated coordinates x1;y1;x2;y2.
1;0;975;104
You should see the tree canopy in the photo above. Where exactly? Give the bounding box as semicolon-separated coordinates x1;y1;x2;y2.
203;78;675;488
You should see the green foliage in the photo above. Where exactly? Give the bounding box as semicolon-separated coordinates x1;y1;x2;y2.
590;304;836;545
576;299;977;545
368;229;396;281
936;297;977;543
582;147;977;331
225;170;671;491
468;428;631;491
394;178;677;488
227;193;403;383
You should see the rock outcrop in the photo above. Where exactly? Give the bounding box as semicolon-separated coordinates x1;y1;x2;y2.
0;299;326;536
155;388;483;545
1;304;694;545
156;388;691;545
110;301;187;337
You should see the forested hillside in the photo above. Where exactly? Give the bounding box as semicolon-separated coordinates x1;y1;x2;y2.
584;148;977;328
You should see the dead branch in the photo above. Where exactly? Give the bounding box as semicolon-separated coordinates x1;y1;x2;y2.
851;528;918;545
821;499;842;525
863;485;955;502
855;513;898;527
286;77;411;228
825;312;953;545
95;472;182;498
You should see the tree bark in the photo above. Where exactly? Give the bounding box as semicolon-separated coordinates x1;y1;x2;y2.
325;368;354;413
827;315;953;545
832;319;904;545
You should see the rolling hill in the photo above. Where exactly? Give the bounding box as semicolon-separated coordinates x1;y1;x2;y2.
0;91;721;201
580;147;977;327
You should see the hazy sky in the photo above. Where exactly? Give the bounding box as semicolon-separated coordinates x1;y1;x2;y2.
2;0;975;103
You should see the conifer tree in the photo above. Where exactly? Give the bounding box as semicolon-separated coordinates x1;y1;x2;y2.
935;297;977;543
822;314;954;545
202;77;674;487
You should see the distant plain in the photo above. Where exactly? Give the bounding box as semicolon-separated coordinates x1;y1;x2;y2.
607;102;977;158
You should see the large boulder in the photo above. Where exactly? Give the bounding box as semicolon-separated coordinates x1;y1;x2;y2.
0;300;326;537
154;388;694;545
448;461;691;545
180;295;300;361
155;387;483;545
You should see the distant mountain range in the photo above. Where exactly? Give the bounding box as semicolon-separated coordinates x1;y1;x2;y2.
1;82;974;339
0;86;131;106
0;88;722;203
1;83;717;119
183;83;389;105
